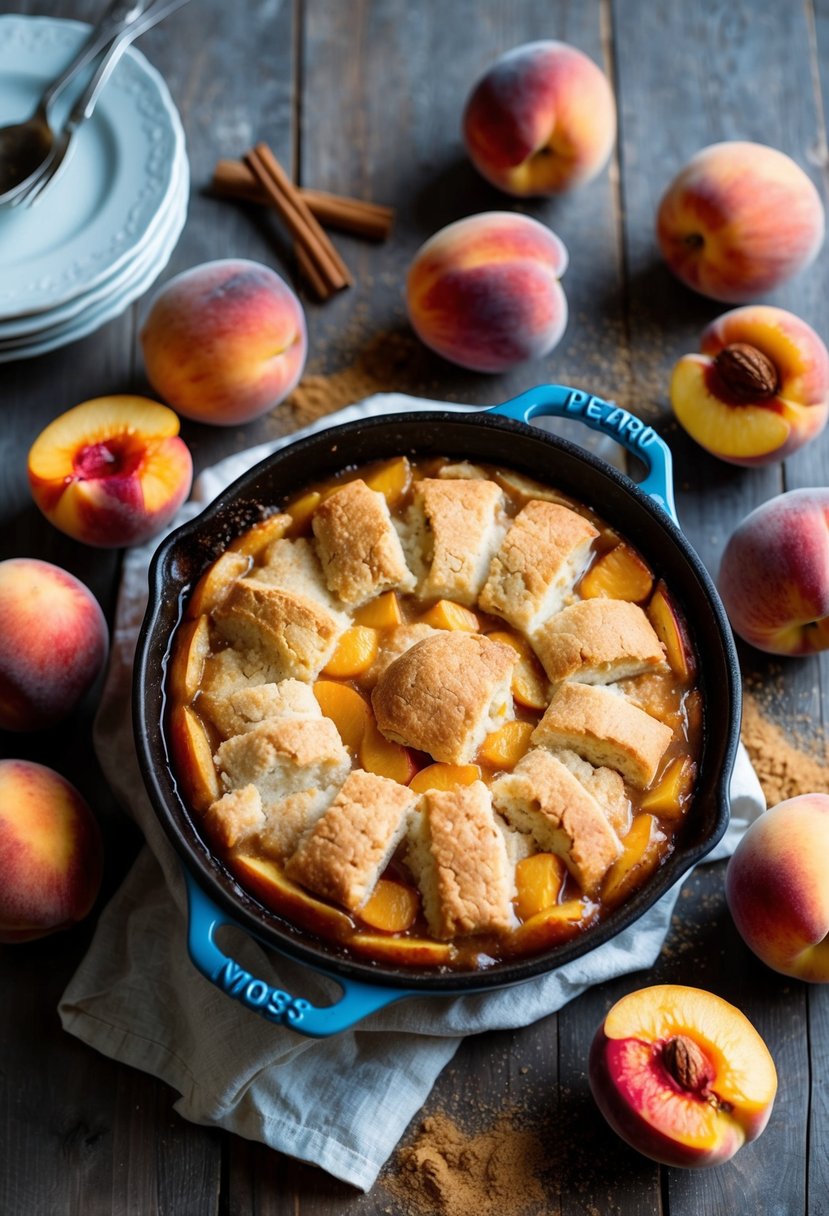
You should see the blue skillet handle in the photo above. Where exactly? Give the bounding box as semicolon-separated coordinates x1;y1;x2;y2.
184;870;413;1038
488;384;678;525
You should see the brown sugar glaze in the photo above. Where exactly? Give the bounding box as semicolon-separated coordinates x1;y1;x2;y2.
168;455;702;970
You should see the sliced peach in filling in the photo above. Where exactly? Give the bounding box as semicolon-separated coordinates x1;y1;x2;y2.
359;719;418;784
511;899;595;953
322;626;379;678
364;456;412;507
409;763;482;794
419;599;480;632
169;615;211;703
348;931;454;966
357;878;419;932
284;489;321;534
477;720;534;769
312;680;372;753
647;582;696;680
487;629;548;709
354;590;403;629
231;855;353;942
514;853;566;921
228;513;290;557
168;704;220;811
186;552;251;618
601;813;667;907
580;544;654;603
640;756;696;817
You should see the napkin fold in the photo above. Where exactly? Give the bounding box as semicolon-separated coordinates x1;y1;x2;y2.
59;394;765;1191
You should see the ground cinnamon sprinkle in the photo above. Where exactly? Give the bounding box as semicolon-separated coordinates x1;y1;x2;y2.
381;1111;548;1216
286;331;425;427
741;690;829;807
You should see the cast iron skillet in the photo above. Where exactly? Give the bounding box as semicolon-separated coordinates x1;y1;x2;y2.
133;385;741;1037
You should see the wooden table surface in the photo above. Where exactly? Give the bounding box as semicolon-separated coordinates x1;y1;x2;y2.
2;2;828;1213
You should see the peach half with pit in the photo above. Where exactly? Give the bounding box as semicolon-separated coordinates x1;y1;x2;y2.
589;984;777;1167
670;306;829;466
656;141;824;302
406;212;568;372
0;759;104;943
140;259;307;426
725;794;829;982
462;40;616;196
0;558;108;732
718;488;829;655
28;396;192;548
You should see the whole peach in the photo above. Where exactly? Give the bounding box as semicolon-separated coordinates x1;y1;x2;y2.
670;306;829;466
718;489;829;655
0;760;104;942
406;212;568;372
656;142;825;302
0;559;108;732
462;41;616;196
589;984;777;1167
28;396;193;548
726;794;829;982
140;259;307;425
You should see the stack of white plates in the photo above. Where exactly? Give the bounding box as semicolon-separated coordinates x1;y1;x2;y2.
0;16;187;363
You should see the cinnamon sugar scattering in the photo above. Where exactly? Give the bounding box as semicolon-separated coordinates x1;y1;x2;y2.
286;332;425;427
382;1111;548;1216
741;691;828;807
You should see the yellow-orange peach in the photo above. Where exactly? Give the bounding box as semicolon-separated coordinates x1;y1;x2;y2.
656;142;824;302
0;559;108;732
718;489;829;655
671;306;829;466
589;985;777;1167
725;794;829;981
140;259;307;425
28;396;192;548
0;760;104;942
462;41;616;196
406;212;568;372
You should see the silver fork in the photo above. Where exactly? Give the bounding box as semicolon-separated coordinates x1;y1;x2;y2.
14;0;192;209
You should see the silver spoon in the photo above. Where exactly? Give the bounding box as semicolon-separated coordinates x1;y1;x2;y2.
0;0;158;205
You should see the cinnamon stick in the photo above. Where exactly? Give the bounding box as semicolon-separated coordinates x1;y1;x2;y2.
211;159;394;241
243;143;352;297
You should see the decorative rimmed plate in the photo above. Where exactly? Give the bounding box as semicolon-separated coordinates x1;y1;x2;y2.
0;16;186;320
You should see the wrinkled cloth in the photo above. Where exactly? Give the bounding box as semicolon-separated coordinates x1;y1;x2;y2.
60;394;765;1191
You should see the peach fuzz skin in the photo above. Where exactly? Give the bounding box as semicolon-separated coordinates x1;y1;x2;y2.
0;559;108;732
0;760;104;943
406;212;568;372
718;489;829;655
670;306;829;466
726;794;829;982
588;985;777;1168
462;41;616;196
656;142;825;302
140;259;307;425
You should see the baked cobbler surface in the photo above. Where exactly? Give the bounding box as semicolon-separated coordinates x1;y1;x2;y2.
168;455;702;969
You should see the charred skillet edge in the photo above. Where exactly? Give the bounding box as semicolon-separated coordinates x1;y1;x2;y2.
133;410;740;994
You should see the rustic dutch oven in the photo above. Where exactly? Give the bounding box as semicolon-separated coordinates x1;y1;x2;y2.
133;384;741;1037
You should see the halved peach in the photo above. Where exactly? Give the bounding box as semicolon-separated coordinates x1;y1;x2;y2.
487;629;549;709
601;813;667;907
27;395;193;548
640;757;696;818
364;457;412;507
359;720;418;784
589;984;778;1167
354;591;403;629
312;680;372;753
647;582;696;680
409;763;482;794
348;931;454;966
580;544;654;603
186;552;251;618
511;899;594;953
357;878;420;932
514;853;566;921
477;720;534;770
228;513;290;558
231;854;354;942
321;627;379;678
168;704;220;811
419;600;480;632
169;615;211;703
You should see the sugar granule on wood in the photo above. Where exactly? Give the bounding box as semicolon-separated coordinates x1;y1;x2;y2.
286;331;424;427
741;690;828;807
382;1110;548;1216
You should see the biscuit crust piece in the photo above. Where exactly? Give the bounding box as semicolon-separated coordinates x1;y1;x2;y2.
404;477;506;605
204;784;265;851
372;631;517;764
213;578;348;682
215;716;350;802
255;536;344;613
286;770;418;910
532;682;673;788
532;598;666;686
312;478;415;607
491;749;623;897
479;500;598;633
198;678;322;740
362;622;439;688
407;781;514;938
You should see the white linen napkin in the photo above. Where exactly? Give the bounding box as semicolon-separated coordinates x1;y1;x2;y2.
59;393;765;1191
